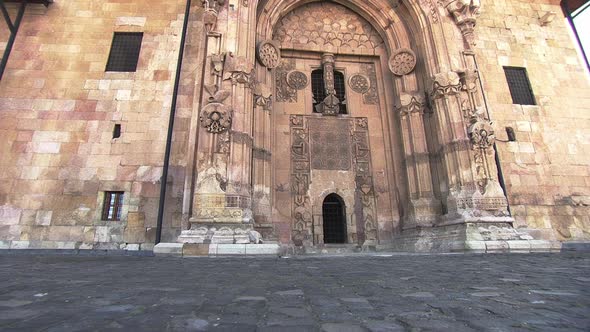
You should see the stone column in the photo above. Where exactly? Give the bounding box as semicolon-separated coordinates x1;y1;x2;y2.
396;92;441;228
429;71;476;219
178;0;255;244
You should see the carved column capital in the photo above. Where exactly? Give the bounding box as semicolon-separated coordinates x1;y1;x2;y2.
443;0;481;48
430;71;462;99
396;92;427;117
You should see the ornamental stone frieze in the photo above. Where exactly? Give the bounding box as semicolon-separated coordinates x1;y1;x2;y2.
442;0;481;48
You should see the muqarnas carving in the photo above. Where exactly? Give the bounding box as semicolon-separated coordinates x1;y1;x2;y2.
273;2;384;51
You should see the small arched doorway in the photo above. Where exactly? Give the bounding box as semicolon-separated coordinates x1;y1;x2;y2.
322;194;347;243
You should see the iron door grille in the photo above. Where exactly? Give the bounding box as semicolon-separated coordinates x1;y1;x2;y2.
503;67;536;105
106;32;144;72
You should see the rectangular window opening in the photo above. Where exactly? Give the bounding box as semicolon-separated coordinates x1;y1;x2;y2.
503;67;536;105
102;191;124;221
113;124;121;139
106;32;143;72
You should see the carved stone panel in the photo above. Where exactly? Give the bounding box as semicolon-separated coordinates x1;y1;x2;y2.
273;2;384;51
349;74;370;94
361;64;378;105
308;118;351;171
200;103;232;133
275;60;297;103
257;40;281;69
287;71;308;90
389;48;417;76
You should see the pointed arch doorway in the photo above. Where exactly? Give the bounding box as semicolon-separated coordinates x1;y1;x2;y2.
322;194;347;244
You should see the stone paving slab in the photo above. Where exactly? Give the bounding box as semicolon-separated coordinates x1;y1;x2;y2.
0;253;589;331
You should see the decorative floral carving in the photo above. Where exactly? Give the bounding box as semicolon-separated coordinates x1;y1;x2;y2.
389;48;417;76
275;60;297;103
287;71;308;90
397;93;426;117
200;103;232;133
349;74;370;94
256;40;281;69
361;64;378;105
468;117;495;148
430;71;462;99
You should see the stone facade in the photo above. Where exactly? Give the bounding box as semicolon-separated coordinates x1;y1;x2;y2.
0;0;588;252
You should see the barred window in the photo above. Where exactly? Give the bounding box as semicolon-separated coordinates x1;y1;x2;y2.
102;191;124;221
311;69;347;114
106;32;143;72
503;67;536;105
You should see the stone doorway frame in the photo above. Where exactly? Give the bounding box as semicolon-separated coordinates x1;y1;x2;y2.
312;191;356;246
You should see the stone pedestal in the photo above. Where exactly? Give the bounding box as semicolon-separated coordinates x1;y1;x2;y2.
391;220;559;253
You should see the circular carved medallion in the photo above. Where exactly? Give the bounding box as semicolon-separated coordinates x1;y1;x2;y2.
256;40;281;69
388;48;417;76
200;103;232;134
348;74;370;94
287;70;308;89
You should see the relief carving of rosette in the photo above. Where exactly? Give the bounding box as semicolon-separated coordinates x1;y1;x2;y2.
256;40;281;69
389;48;417;76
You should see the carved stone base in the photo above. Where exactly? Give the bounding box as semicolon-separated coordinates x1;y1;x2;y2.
177;223;255;244
391;220;560;253
403;197;441;229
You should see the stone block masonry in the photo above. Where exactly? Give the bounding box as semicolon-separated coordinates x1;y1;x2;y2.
476;0;590;244
0;0;193;250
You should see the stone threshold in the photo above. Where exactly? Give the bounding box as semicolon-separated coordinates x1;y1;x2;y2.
154;243;282;257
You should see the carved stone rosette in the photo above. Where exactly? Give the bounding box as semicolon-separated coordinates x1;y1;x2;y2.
290;115;312;246
389;48;417;76
287;71;308;90
443;0;481;48
256;40;281;69
348;74;370;94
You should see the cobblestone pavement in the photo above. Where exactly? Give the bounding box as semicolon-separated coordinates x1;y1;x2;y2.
0;252;589;332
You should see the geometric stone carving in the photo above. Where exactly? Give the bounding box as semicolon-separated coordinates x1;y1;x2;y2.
275;60;297;102
361;63;378;105
308;118;351;170
256;40;281;69
388;48;417;76
273;2;384;51
287;70;308;90
348;74;370;94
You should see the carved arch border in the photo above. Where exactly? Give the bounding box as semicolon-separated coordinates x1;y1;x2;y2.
254;0;453;78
